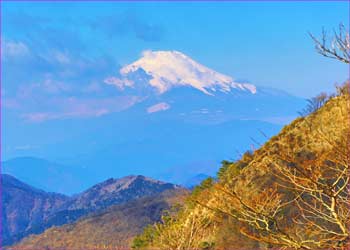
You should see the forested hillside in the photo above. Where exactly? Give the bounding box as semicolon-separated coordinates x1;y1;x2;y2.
11;189;187;250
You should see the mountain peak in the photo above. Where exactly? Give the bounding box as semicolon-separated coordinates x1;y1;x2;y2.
115;50;256;95
62;175;180;211
91;175;169;193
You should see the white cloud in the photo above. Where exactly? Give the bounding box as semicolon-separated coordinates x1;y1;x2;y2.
2;40;30;59
17;77;72;98
21;96;140;122
41;78;72;94
147;102;170;113
52;51;71;64
104;77;134;90
21;109;109;122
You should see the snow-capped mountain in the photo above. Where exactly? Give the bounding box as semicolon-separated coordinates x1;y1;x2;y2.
101;49;307;123
9;50;307;192
105;50;256;95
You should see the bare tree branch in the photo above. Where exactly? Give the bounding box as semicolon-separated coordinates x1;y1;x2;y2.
309;24;350;64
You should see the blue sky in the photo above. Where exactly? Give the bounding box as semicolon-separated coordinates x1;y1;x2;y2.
2;2;348;97
1;1;349;162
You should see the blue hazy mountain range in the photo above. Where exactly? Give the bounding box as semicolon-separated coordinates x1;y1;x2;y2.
2;116;284;195
2;157;95;194
3;51;306;194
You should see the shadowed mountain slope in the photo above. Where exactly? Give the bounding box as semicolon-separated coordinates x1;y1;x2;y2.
11;189;188;250
2;174;183;247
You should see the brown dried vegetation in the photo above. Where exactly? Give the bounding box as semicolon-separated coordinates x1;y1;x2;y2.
135;84;350;250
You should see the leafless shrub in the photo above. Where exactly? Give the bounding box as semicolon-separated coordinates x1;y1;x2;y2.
299;92;329;117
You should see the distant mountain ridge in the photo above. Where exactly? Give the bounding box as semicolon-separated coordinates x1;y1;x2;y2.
11;189;188;250
61;175;179;211
2;174;183;246
1;157;94;194
1;174;68;246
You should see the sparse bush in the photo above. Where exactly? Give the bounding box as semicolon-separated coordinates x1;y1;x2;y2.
132;225;157;249
199;241;215;249
299;92;328;116
336;81;350;96
192;177;215;198
218;151;253;181
217;160;233;180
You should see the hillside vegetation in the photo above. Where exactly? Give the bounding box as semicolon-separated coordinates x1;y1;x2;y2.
11;189;188;250
1;174;69;246
133;83;350;250
3;175;183;247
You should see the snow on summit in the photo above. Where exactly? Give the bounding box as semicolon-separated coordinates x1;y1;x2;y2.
115;50;256;95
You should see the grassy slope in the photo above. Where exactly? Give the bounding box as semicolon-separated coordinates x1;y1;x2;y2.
135;94;349;249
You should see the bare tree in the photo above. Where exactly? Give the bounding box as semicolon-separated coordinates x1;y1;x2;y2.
189;76;350;249
201;90;350;249
309;24;350;64
152;208;213;250
299;92;329;117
